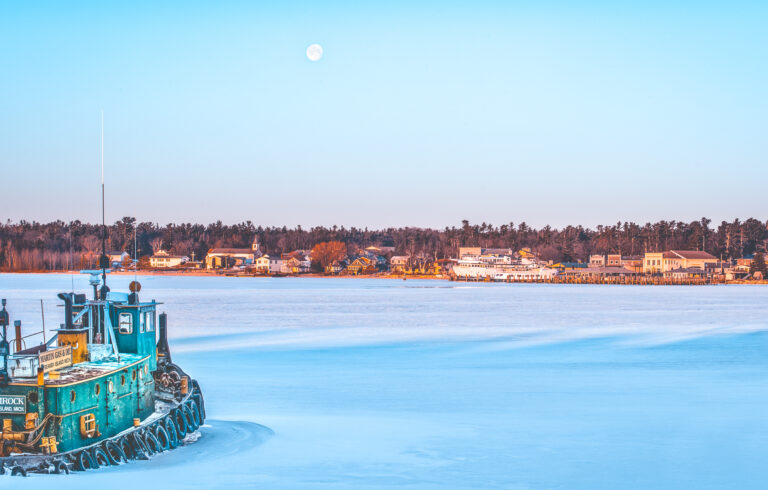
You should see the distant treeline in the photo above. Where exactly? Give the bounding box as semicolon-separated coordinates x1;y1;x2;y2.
0;217;766;271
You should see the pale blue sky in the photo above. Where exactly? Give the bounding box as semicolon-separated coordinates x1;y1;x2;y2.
1;1;766;228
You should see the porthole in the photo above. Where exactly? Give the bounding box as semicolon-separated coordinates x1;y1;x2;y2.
132;370;137;381
28;392;39;404
95;384;101;395
121;374;126;386
70;390;76;402
144;365;148;375
108;380;114;393
138;369;143;380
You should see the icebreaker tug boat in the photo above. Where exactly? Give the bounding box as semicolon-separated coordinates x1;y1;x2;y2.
0;272;205;475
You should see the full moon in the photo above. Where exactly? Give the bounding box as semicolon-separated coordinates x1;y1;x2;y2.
306;43;323;61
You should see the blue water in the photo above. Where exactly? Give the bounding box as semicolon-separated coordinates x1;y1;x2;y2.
2;274;767;488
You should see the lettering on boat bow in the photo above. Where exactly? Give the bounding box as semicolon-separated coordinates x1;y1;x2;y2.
0;394;26;414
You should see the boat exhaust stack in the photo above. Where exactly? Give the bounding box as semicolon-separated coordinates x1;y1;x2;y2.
58;293;74;329
0;299;9;386
157;313;172;364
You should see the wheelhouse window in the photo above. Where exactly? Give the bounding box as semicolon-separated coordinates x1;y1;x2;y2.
118;312;133;334
142;311;155;332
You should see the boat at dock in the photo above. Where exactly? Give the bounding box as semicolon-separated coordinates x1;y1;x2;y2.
0;272;205;475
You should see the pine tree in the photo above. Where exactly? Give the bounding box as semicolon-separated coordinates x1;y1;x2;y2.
750;252;767;276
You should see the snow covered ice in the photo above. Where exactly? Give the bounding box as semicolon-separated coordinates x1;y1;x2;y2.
2;274;767;489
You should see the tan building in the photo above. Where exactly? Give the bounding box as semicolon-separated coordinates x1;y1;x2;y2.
458;247;482;258
621;256;643;273
205;248;256;269
205;238;261;269
589;255;605;268
669;250;718;270
644;250;717;274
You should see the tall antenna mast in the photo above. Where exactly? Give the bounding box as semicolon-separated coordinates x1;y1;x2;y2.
100;111;108;290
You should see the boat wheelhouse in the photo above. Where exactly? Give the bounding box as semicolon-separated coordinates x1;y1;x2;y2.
0;272;205;475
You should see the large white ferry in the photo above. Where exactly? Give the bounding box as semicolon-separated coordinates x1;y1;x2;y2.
452;250;558;281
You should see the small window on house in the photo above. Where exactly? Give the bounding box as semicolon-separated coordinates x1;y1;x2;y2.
119;312;133;334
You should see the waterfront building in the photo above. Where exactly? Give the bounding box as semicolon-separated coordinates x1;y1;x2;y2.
621;256;643;273
346;255;386;274
390;256;410;273
281;251;311;273
205;237;261;269
589;255;606;268
205;248;256;269
325;260;347;275
735;255;754;272
589;254;623;268
643;250;717;274
149;250;189;268
255;254;284;274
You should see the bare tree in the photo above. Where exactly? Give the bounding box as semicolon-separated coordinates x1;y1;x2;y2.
150;237;164;254
81;235;100;268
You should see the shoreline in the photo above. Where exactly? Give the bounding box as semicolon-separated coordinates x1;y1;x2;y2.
1;270;766;285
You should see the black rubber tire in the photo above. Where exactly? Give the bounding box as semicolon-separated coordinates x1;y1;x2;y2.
11;465;27;477
155;424;171;451
104;440;127;464
119;436;135;460
192;381;206;420
188;400;202;427
174;408;188;438
91;446;111;467
130;432;149;460
144;430;162;454
53;460;71;474
182;403;198;431
165;417;179;448
75;450;96;471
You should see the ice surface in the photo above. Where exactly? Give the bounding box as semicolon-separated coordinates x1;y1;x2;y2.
2;274;767;489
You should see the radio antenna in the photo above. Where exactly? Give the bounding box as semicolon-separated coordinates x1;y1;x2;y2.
99;111;108;290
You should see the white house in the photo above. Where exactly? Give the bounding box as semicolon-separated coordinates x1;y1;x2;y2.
149;250;189;268
255;254;284;274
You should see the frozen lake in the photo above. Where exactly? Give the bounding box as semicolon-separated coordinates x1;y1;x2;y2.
2;274;767;489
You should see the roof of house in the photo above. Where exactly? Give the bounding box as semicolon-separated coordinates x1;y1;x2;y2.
257;254;282;260
207;248;254;255
670;250;717;260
